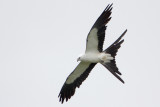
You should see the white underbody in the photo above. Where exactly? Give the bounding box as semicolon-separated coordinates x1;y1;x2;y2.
80;52;113;63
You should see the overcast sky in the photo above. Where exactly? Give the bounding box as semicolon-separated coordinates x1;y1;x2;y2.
0;0;160;107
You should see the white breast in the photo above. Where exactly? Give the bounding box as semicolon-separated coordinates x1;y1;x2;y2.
81;53;100;63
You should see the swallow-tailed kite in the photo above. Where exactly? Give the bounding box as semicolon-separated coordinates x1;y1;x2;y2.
58;4;127;103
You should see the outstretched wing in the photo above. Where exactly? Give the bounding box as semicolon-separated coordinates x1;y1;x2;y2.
85;4;112;53
58;62;96;103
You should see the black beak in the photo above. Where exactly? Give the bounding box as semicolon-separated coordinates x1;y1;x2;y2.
77;58;80;62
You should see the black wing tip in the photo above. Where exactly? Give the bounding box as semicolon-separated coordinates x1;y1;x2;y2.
58;90;72;104
105;3;113;11
58;92;65;104
103;4;113;16
92;3;113;29
104;4;113;16
58;83;75;104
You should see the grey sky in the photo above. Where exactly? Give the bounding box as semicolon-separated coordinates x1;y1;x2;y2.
0;0;160;107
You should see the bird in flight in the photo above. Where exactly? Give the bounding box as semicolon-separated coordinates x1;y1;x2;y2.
58;4;127;103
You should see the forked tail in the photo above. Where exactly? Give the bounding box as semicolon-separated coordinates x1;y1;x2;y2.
101;29;127;83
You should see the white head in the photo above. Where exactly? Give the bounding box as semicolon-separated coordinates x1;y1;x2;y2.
77;53;84;62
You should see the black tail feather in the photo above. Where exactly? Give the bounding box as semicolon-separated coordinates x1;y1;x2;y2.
104;29;127;57
102;63;124;83
102;29;127;83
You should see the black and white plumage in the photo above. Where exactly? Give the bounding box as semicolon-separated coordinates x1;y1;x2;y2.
58;4;127;103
